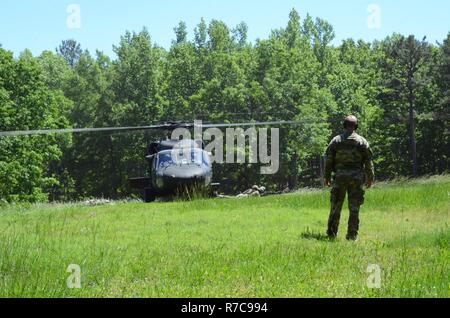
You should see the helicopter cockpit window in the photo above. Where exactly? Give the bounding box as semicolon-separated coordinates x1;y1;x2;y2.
156;149;207;168
157;152;174;168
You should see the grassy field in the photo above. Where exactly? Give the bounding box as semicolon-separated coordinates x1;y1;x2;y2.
0;176;448;298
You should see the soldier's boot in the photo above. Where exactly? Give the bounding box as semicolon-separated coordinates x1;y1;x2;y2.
327;188;345;238
327;213;340;238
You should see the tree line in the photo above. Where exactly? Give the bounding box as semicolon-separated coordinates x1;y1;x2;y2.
0;9;448;203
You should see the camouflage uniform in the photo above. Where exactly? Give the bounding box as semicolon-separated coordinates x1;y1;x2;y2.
324;131;374;240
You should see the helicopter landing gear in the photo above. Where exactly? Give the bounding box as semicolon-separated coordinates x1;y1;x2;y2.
143;187;156;203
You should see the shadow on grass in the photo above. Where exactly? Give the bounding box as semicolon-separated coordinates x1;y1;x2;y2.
300;228;335;242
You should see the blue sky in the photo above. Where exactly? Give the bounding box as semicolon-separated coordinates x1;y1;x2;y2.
1;0;449;57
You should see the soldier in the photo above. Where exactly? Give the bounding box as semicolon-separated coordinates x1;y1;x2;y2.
324;115;374;241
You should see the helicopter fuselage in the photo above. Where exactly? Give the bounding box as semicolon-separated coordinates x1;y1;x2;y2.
129;139;213;201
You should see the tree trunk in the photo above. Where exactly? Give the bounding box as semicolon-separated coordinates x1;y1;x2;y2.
408;103;418;177
407;63;418;178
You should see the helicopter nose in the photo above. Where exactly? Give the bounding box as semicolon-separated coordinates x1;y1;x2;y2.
160;166;205;180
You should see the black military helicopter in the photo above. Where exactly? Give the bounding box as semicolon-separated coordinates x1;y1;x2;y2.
128;122;215;202
130;138;212;202
0;119;310;202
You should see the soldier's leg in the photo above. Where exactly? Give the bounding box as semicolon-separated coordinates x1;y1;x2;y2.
327;184;347;238
346;182;365;240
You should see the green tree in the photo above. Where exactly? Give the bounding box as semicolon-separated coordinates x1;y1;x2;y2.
378;35;431;177
194;18;208;50
174;21;188;45
421;33;450;173
232;22;249;48
0;48;71;202
285;8;302;48
56;39;82;68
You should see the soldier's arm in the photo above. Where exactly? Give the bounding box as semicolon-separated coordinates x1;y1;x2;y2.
363;142;375;184
324;139;336;181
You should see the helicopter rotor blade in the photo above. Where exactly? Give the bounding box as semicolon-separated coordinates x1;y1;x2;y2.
0;124;179;137
0;119;333;137
199;119;328;128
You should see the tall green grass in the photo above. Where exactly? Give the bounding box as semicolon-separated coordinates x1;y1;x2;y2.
0;176;448;297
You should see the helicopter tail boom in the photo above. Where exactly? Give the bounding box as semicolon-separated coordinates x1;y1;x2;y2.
129;177;150;189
